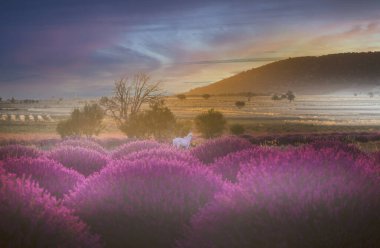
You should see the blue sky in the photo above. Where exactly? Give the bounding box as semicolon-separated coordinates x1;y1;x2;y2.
1;0;380;98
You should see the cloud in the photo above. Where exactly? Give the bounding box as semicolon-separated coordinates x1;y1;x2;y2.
175;57;285;65
1;0;380;97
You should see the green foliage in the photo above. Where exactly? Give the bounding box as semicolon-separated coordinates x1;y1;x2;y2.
177;94;186;100
235;101;245;109
121;100;183;141
230;124;245;135
195;109;226;139
56;104;104;138
271;94;280;101
286;90;295;102
202;94;211;100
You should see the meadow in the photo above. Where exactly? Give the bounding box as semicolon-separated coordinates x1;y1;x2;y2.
1;136;380;247
2;95;380;138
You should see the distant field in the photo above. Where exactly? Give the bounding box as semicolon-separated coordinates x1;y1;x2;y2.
1;95;380;138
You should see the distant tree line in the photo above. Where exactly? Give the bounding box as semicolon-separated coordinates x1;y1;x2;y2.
0;97;39;104
271;91;295;102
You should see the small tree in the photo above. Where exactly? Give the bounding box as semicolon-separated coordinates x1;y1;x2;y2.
120;100;180;141
286;90;295;102
56;103;104;138
202;94;211;100
177;94;186;100
100;73;163;128
195;109;226;139
271;94;280;101
235;101;245;109
230;124;245;135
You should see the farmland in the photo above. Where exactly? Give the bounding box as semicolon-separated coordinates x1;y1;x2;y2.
2;95;380;139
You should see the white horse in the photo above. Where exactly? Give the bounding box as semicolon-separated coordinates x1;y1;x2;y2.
173;132;193;149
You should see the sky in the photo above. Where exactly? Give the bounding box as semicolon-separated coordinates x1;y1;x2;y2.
1;0;380;98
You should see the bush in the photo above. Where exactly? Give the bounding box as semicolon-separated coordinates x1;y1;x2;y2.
177;94;186;100
211;146;280;182
64;158;224;248
0;145;42;160
195;109;226;139
181;153;380;248
56;103;104;138
191;136;253;164
2;158;85;198
202;94;211;100
122;147;201;165
111;140;163;160
47;146;109;176
0;172;101;247
234;101;245;109
57;138;107;154
229;123;245;135
120;100;177;141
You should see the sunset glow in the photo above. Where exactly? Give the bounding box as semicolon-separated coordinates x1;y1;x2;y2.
1;0;380;98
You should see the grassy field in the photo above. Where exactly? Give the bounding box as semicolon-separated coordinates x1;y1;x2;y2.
1;95;380;139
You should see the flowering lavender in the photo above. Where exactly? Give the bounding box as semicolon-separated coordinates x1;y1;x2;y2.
47;146;109;176
0;144;42;160
211;146;285;182
2;157;85;198
121;147;201;165
180;149;380;248
0;172;101;247
111;140;164;159
65;158;224;248
57;138;108;154
191;136;253;164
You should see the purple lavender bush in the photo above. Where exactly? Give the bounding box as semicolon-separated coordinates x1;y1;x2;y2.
57;138;108;154
211;146;285;182
111;140;163;159
0;171;101;248
2;157;85;198
180;150;380;248
47;146;109;176
191;136;253;164
122;147;201;165
0;144;42;160
304;140;366;159
65;158;224;248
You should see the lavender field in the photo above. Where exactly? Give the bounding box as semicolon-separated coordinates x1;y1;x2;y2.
1;136;380;248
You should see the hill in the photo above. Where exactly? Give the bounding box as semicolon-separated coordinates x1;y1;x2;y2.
186;52;380;95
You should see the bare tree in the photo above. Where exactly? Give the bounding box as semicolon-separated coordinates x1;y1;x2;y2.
100;73;163;126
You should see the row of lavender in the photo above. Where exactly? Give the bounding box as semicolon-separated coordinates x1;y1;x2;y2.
241;131;380;146
2;131;380;149
1;137;380;247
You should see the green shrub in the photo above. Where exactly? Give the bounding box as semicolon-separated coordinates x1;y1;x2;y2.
177;94;186;100
235;101;245;109
121;100;182;141
202;94;211;100
230;124;245;135
195;109;226;139
56;104;104;138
